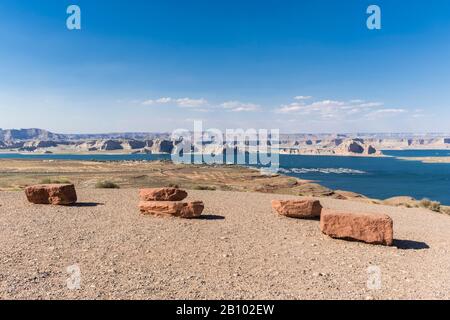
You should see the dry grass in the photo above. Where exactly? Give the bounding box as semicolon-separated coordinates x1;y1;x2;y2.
419;198;441;212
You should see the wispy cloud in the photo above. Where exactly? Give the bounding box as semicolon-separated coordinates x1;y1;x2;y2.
141;97;260;112
365;108;406;119
220;101;261;112
274;97;406;121
294;95;312;100
142;97;208;108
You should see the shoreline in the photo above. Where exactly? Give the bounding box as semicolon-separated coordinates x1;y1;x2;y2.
1;157;449;209
396;156;450;164
0;150;387;158
0;146;449;158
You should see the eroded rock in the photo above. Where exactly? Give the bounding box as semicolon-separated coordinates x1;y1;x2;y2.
271;199;322;218
139;188;188;201
25;184;77;205
320;209;393;246
139;201;204;218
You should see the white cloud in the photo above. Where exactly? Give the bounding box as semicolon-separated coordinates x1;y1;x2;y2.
294;95;312;100
176;98;208;108
274;97;408;121
142;97;260;112
275;103;305;114
156;97;173;103
221;101;261;112
366;108;406;118
358;102;384;108
141;97;208;108
142;99;156;105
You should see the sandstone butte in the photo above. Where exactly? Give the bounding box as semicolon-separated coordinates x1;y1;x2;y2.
139;200;205;219
139;187;188;201
320;209;394;246
25;184;77;205
271;199;323;219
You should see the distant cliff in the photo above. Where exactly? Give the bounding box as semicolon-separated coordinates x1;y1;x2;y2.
0;128;449;155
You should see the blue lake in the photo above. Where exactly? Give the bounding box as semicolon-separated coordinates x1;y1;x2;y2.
1;150;450;204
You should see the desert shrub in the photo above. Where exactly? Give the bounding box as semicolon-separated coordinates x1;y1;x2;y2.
219;185;233;191
419;198;441;212
168;183;180;189
440;206;450;215
95;181;120;189
40;177;71;184
193;185;216;191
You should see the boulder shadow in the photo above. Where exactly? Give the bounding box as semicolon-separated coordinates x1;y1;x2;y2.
73;202;104;207
394;239;430;250
195;214;225;220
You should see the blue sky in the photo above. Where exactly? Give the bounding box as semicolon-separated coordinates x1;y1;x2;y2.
1;0;450;133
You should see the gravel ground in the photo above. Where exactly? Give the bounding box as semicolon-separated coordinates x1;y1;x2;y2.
1;189;450;300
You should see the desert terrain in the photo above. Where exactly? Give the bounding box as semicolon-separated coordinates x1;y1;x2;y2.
0;159;354;199
1;189;450;299
0;159;450;299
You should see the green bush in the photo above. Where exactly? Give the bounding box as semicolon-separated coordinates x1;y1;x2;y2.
95;181;120;189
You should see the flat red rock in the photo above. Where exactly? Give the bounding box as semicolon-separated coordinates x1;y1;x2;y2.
320;209;394;246
25;184;77;205
139;188;188;201
271;199;322;218
139;201;204;218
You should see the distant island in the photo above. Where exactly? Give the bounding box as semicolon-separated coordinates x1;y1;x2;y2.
1;128;450;157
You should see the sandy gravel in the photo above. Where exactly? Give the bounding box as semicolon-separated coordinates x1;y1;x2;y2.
1;189;450;300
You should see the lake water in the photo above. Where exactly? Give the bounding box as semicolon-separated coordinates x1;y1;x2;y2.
1;150;450;204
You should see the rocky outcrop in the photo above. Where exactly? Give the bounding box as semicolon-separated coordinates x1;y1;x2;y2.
138;187;204;218
23;141;59;148
334;139;380;156
146;139;175;153
139;188;188;201
0;128;65;142
271;199;322;218
121;140;146;150
25;184;77;205
98;140;123;151
139;201;204;218
320;209;394;246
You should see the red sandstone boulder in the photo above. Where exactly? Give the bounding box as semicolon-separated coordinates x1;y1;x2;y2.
25;184;77;205
139;188;188;201
271;199;322;218
320;209;394;246
139;201;204;218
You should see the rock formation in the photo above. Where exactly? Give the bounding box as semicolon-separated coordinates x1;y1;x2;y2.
25;184;78;205
271;199;322;218
320;209;394;246
138;187;204;218
139;188;188;201
139;201;204;218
